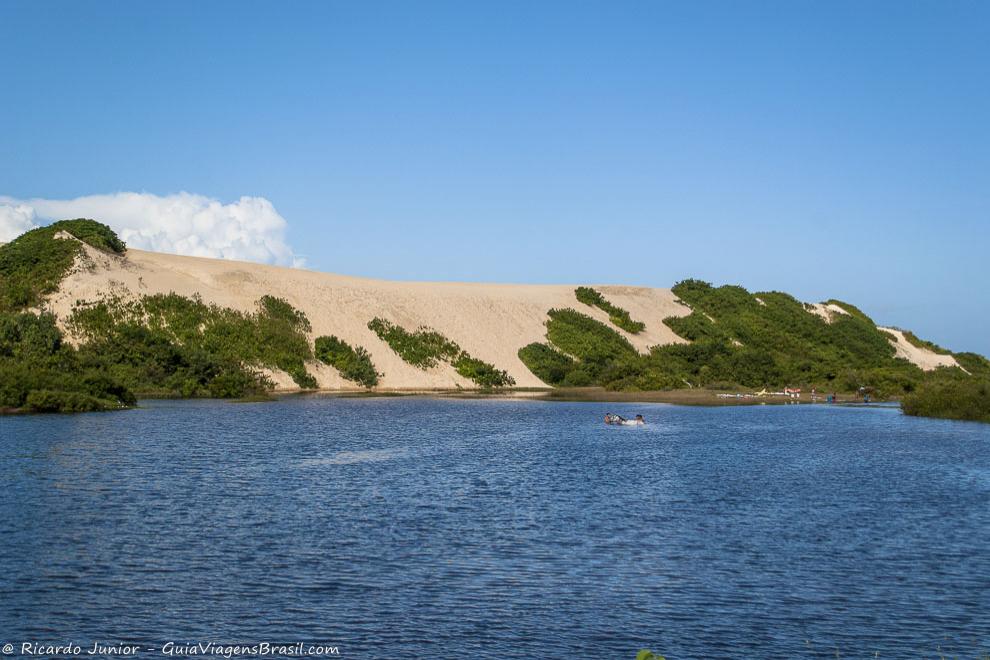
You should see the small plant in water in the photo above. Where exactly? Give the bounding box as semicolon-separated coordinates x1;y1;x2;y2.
636;651;665;660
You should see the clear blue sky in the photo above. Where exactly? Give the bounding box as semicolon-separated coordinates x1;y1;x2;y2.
2;1;988;354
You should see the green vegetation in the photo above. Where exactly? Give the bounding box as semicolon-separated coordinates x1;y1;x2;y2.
575;286;646;333
23;389;121;413
369;317;514;388
523;281;925;397
367;318;459;368
0;218;125;311
900;329;952;355
517;343;580;385
902;375;990;423
825;298;874;323
314;335;379;388
69;292;318;395
451;353;513;388
3;285;319;412
3;221;988;422
519;279;990;423
954;352;990;379
636;652;665;660
0;310;135;412
519;308;639;387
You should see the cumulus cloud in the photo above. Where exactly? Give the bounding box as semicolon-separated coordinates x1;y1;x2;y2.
0;202;40;242
0;192;302;267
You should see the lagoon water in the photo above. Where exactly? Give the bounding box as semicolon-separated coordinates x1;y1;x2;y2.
1;398;988;658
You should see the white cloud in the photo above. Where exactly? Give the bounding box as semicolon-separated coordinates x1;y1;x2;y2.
0;192;302;267
0;203;40;242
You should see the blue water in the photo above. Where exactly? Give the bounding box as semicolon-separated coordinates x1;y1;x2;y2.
1;398;988;659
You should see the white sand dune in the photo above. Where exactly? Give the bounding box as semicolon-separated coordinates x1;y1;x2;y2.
878;327;961;371
41;240;958;388
44;244;690;390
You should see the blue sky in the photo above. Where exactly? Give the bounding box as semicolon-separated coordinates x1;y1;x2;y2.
1;1;987;354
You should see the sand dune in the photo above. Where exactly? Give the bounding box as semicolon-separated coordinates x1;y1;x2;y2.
878;327;961;372
45;244;691;389
41;242;958;389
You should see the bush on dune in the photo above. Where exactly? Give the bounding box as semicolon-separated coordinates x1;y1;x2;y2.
315;335;380;388
367;318;459;369
70;293;317;395
517;343;576;385
518;280;970;402
452;352;514;388
369;317;514;388
0;219;125;312
574;286;646;334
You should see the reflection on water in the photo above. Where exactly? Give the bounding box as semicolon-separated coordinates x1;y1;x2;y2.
1;397;988;659
299;447;411;466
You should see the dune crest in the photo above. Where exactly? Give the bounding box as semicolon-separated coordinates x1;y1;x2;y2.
44;246;690;390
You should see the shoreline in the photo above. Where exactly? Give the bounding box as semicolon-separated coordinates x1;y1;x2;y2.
0;388;889;415
268;386;876;407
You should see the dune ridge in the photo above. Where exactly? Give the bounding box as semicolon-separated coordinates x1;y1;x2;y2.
45;245;691;389
42;242;958;390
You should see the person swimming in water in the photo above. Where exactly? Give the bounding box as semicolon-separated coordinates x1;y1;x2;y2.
605;413;645;425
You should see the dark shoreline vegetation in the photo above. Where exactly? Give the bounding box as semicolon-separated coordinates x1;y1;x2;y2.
1;220;988;422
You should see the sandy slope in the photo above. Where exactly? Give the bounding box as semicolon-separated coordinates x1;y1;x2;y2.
44;244;691;389
878;327;960;371
41;241;959;388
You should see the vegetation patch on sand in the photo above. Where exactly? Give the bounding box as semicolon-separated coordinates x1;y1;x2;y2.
69;292;318;396
314;335;380;388
3;286;318;412
368;317;514;388
522;281;927;396
518;308;638;387
367;318;460;369
900;329;953;355
0;218;125;312
574;286;645;333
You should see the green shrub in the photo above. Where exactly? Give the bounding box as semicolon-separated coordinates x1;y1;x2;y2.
636;651;666;660
662;312;727;342
0;219;125;312
954;352;990;379
545;308;637;367
369;317;513;387
519;280;960;397
368;317;459;369
902;376;990;423
824;298;874;323
24;389;119;413
0;310;137;412
452;352;514;388
69;293;316;395
517;343;576;385
900;329;952;355
574;286;645;333
315;335;380;388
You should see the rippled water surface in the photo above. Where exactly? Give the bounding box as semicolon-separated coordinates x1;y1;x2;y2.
2;398;989;658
